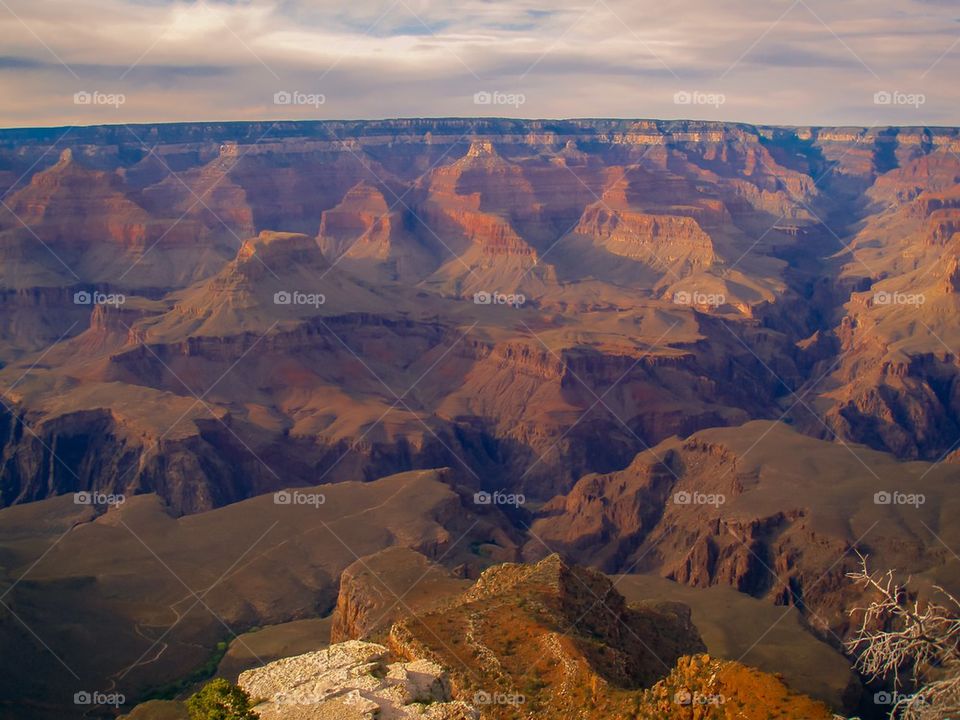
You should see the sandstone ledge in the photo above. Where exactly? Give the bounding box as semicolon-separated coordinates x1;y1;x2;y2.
237;640;478;720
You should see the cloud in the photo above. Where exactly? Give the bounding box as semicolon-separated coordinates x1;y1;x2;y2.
0;0;956;127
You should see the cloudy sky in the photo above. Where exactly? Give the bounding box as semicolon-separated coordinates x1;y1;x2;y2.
0;0;957;128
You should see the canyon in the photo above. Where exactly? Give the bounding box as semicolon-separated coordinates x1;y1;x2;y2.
2;120;957;513
0;118;958;718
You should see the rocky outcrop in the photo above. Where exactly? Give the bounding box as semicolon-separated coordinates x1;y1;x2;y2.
637;654;835;720
139;151;256;241
389;554;706;701
827;354;960;460
0;149;240;287
237;641;478;719
526;421;960;646
523;450;679;571
2;149;152;250
575;205;717;270
0;401;287;513
0;285;95;358
384;554;841;719
123;552;847;720
330;547;471;643
318;182;394;259
924;210;960;245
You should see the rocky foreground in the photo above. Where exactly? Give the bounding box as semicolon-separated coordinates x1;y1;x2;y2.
235;555;839;720
237;641;477;720
124;555;839;719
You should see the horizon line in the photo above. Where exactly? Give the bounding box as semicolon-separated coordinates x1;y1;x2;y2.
2;115;959;135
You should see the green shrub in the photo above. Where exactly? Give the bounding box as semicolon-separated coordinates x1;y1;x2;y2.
185;678;258;720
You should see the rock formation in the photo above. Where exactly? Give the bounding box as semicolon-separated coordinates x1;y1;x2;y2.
3;118;960;515
237;641;478;720
525;421;960;647
3;118;960;719
330;547;471;644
